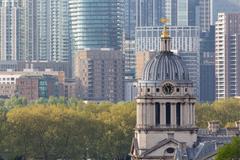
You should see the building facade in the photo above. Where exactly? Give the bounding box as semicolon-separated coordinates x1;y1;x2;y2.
0;0;71;62
123;0;136;79
215;13;240;99
0;0;20;60
69;0;123;51
200;26;215;102
16;75;60;101
135;26;200;99
74;49;124;102
0;70;65;99
136;0;198;27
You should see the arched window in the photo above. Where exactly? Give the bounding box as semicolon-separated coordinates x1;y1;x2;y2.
176;103;181;126
155;103;160;126
166;103;171;125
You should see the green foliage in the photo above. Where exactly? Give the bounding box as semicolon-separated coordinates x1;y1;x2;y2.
215;137;240;160
0;97;136;160
196;98;240;128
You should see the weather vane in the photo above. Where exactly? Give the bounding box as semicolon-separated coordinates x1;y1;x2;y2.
160;18;170;38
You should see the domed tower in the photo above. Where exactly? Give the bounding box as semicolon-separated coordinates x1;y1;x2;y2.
130;25;198;160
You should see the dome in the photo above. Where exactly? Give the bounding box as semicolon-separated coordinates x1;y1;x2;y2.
142;51;189;81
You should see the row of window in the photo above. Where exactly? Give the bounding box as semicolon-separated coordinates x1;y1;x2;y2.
155;102;181;126
145;88;188;93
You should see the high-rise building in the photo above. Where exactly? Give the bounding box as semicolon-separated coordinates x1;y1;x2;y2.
74;49;124;102
211;0;240;25
197;0;240;32
0;0;20;60
198;0;212;32
200;26;215;102
135;26;200;99
215;13;240;99
35;0;70;62
136;0;198;27
69;0;123;51
0;0;71;62
123;0;136;79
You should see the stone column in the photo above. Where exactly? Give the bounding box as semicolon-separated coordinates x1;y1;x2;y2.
189;103;193;125
160;103;165;126
192;103;195;126
171;103;176;126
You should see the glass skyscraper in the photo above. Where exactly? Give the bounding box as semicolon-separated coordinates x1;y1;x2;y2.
136;0;198;27
69;0;123;51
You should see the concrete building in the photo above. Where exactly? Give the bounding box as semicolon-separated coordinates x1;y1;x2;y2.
0;70;65;99
0;61;72;78
215;13;240;99
135;26;200;99
16;75;60;101
64;79;77;98
74;49;124;102
0;0;20;60
69;0;123;51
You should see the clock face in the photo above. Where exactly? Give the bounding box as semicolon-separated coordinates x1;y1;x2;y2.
162;83;174;95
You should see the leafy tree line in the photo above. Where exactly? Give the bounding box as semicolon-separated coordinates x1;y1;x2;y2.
0;97;239;159
196;98;240;128
0;97;135;160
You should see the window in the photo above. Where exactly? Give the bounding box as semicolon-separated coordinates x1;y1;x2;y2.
166;103;171;125
166;148;175;154
176;103;181;126
156;88;160;92
176;88;180;92
147;88;150;92
155;103;160;126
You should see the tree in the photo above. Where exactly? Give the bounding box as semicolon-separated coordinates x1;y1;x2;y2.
215;137;240;160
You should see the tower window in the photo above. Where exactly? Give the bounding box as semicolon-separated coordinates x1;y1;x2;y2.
156;88;160;92
155;103;160;126
176;88;180;92
176;103;181;126
147;88;150;92
185;88;188;92
166;103;171;125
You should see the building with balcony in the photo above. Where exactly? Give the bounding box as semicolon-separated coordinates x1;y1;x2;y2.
215;13;240;99
74;49;124;102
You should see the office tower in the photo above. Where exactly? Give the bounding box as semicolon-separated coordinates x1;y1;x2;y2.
0;0;70;62
69;0;123;51
74;49;124;102
215;13;240;99
124;0;136;79
211;0;240;25
136;0;163;26
135;26;200;99
0;0;20;60
198;0;212;32
200;26;215;102
136;0;198;27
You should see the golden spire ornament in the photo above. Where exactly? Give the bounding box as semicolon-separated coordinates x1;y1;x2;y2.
160;18;170;38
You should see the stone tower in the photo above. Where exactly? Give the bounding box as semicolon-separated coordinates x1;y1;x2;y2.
130;25;198;160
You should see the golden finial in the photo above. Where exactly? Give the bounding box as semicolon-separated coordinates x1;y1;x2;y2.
160;18;170;38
